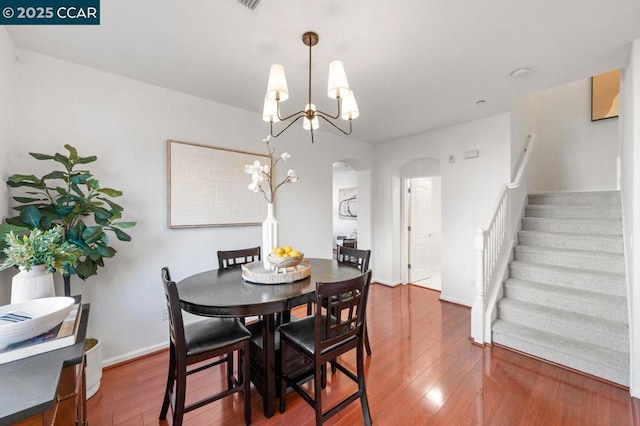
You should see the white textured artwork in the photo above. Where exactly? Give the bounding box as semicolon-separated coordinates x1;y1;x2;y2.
168;140;270;228
338;187;357;219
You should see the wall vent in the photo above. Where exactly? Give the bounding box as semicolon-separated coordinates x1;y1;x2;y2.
237;0;262;10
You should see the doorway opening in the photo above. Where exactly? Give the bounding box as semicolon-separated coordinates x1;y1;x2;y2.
333;161;358;258
406;177;442;290
400;158;442;290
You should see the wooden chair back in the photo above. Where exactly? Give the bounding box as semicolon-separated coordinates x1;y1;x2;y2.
217;246;261;269
161;267;186;363
336;246;371;273
314;271;372;356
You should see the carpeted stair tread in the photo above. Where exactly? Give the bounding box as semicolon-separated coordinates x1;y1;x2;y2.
525;204;621;219
517;230;623;254
509;261;626;296
497;298;628;339
514;245;624;273
492;319;629;386
527;191;621;206
521;217;622;235
504;278;627;320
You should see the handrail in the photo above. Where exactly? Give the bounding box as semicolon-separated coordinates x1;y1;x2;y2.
471;133;536;345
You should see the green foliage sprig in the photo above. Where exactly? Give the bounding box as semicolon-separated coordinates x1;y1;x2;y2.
4;144;136;280
0;226;81;273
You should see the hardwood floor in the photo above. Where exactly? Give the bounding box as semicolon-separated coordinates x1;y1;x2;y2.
88;284;640;425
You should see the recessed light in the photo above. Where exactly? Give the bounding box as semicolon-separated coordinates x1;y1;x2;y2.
510;68;531;79
476;100;486;106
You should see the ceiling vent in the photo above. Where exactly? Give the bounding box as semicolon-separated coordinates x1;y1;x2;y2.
237;0;261;10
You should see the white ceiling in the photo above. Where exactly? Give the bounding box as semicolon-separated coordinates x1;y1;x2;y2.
6;0;640;144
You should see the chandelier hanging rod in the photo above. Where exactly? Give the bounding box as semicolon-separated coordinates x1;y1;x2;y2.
262;31;359;144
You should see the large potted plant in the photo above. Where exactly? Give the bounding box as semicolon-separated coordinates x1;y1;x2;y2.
2;144;136;398
0;226;81;302
4;144;135;295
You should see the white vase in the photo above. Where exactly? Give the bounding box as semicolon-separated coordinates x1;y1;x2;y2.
263;203;278;269
11;265;56;303
85;338;102;399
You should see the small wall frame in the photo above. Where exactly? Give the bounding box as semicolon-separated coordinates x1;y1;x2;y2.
591;69;620;121
167;140;269;228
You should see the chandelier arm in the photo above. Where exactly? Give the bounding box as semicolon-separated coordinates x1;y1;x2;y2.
317;115;353;135
316;98;342;120
270;114;305;138
276;101;305;122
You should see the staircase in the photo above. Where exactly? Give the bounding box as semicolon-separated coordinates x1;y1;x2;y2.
492;191;629;386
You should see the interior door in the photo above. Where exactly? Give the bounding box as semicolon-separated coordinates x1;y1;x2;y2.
409;178;433;282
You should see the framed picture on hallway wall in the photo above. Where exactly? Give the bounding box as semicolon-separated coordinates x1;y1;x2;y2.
591;69;620;121
167;140;270;228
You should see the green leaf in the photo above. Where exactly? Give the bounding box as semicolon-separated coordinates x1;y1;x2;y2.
70;173;92;185
112;228;132;242
64;144;79;162
5;216;28;227
68;237;91;253
81;226;103;244
91;206;113;222
39;216;52;229
20;206;42;228
42;171;67;181
55;205;74;217
53;153;71;170
75;155;97;165
12;196;45;203
70;183;85;197
97;188;123;197
111;221;136;229
29;152;55;161
97;197;123;212
7;174;45;189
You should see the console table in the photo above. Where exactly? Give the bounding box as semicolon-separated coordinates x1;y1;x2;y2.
0;304;89;425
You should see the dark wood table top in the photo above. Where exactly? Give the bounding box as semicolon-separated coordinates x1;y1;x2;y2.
178;258;361;317
0;304;89;424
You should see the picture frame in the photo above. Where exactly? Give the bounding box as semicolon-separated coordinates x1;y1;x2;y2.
338;187;357;219
167;140;270;228
591;69;620;121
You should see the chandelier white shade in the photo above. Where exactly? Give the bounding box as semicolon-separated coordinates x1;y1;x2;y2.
262;32;359;143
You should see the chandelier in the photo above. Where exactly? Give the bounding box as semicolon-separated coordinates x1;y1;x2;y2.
262;32;359;144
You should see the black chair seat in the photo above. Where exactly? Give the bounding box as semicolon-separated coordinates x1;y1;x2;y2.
278;315;355;356
185;318;251;357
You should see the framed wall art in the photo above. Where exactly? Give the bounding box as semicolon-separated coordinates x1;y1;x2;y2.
338;187;357;219
591;69;620;121
167;140;270;228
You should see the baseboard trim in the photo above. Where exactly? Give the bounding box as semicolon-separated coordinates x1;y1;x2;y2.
374;279;402;287
103;342;168;368
493;343;630;391
439;294;472;308
631;386;640;399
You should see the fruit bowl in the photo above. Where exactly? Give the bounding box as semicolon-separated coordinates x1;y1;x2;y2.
267;253;304;270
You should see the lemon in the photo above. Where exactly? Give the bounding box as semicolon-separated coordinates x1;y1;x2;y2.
275;247;285;255
284;246;292;254
290;250;300;257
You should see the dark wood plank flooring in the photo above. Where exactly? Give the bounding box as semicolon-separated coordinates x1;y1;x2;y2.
87;284;640;425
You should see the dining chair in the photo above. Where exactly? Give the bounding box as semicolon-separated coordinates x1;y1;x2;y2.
307;245;373;356
159;267;252;426
217;246;261;269
342;238;357;249
278;271;373;425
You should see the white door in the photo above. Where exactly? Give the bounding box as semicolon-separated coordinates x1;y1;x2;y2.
409;178;433;282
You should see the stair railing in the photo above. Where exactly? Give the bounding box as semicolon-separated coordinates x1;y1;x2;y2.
471;133;536;345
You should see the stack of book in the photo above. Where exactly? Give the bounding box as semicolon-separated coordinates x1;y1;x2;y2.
0;298;83;364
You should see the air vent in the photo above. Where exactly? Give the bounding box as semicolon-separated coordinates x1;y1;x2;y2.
237;0;261;10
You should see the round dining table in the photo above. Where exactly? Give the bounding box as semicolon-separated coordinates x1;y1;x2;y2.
177;258;362;418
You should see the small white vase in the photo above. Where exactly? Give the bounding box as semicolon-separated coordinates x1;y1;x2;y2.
263;203;278;269
11;265;56;303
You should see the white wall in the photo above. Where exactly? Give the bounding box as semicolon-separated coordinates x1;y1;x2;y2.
531;79;619;192
0;28;15;303
333;169;358;246
509;94;535;179
3;49;374;364
374;113;511;306
620;38;640;398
